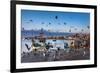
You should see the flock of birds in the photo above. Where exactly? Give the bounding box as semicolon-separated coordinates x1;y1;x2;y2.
23;15;90;33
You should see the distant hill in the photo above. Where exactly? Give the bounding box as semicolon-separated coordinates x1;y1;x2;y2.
21;29;73;37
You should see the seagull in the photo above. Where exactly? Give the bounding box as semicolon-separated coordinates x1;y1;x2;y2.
25;44;30;50
30;19;33;22
49;22;51;25
55;16;58;19
64;22;67;25
87;25;90;29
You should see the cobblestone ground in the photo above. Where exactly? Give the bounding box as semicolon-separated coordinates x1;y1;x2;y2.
21;48;90;63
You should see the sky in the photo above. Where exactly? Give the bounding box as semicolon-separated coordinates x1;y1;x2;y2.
21;10;90;33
